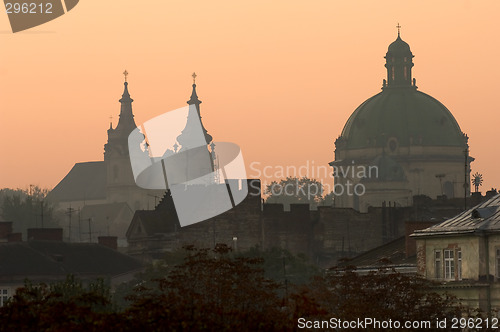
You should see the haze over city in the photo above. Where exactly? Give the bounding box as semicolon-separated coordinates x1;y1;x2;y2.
0;0;499;192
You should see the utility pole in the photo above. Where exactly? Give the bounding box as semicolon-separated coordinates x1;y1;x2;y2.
66;205;75;242
78;208;82;242
40;201;44;228
87;218;93;243
464;146;469;211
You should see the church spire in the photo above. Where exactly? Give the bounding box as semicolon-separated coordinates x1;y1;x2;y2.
115;70;137;132
384;25;415;88
187;72;201;106
176;73;213;150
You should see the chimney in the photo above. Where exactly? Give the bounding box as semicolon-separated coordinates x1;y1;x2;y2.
7;233;22;242
98;236;117;250
0;222;13;241
27;228;63;241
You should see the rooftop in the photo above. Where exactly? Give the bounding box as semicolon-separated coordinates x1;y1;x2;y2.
412;194;500;237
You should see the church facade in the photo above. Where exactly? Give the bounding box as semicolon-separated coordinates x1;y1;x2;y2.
330;31;473;212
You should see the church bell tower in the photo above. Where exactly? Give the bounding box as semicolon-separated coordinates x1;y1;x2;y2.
104;71;143;208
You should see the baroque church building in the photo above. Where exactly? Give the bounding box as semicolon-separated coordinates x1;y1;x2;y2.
47;74;168;244
330;30;473;212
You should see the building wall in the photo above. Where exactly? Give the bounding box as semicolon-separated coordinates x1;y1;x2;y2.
334;144;469;210
418;235;480;281
417;233;500;313
128;184;412;267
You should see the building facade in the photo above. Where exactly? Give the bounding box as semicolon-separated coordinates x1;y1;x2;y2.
413;194;500;312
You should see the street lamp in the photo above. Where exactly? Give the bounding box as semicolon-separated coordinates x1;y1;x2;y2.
232;236;238;251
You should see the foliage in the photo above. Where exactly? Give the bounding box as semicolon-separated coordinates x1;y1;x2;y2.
124;244;290;331
290;265;464;330
318;190;336;207
0;275;115;332
0;248;474;331
113;248;189;309
0;185;59;233
239;246;319;286
265;176;323;210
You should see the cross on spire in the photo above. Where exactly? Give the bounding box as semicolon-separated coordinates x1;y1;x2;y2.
123;70;129;82
192;72;197;84
396;23;401;36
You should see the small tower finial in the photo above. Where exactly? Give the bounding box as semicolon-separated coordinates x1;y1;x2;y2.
192;72;197;84
396;23;401;37
123;70;129;82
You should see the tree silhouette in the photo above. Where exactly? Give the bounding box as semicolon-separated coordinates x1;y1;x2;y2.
124;244;290;331
0;186;58;234
265;176;323;210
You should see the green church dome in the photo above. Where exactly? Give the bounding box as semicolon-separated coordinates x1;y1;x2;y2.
387;35;411;54
338;33;465;150
340;88;465;149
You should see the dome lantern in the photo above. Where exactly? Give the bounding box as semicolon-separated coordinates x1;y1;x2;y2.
384;24;415;88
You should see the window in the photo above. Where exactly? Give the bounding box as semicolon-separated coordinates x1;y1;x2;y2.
434;251;442;279
496;248;500;279
0;289;9;307
404;66;407;80
457;250;462;280
444;250;455;280
391;67;395;81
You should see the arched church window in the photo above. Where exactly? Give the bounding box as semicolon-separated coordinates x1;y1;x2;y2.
391;67;395;81
404;67;407;80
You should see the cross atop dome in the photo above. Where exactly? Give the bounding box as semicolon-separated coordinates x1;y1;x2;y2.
396;22;401;37
192;72;197;84
123;70;129;82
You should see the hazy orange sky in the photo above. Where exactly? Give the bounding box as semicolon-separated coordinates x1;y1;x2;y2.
0;0;499;193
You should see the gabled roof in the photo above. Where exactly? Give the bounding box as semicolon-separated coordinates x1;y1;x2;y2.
412;194;500;237
47;162;107;202
126;191;178;239
0;240;142;282
339;236;415;269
